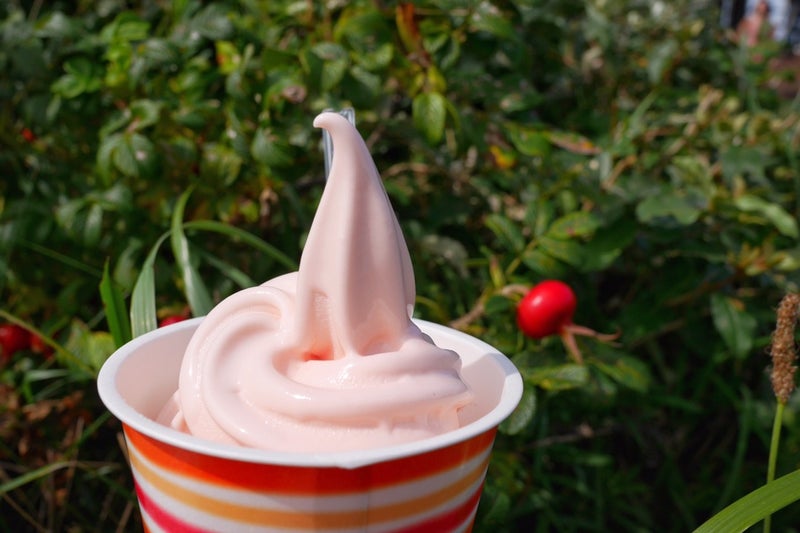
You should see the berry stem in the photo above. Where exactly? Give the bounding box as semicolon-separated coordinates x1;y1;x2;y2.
560;331;584;365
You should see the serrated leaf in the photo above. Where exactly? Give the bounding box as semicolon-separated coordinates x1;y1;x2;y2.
499;384;536;435
412;91;447;144
525;364;590;391
710;293;756;359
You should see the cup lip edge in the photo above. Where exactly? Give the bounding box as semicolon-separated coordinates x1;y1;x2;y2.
97;317;523;470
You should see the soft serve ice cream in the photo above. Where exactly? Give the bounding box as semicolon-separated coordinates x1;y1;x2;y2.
157;112;474;453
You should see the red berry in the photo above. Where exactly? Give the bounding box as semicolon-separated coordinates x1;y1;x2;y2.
516;280;577;339
21;127;36;143
159;315;186;328
0;324;31;361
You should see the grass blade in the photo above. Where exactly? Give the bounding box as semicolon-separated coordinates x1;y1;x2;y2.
694;469;800;533
0;461;75;496
184;220;297;270
197;249;256;289
130;232;170;338
99;260;132;348
170;189;214;317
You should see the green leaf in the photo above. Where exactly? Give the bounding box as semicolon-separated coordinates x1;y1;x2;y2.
499;384;536;435
525;364;590;391
694;470;800;533
412;91;447;144
310;42;349;91
64;321;116;375
99;260;132;348
128;99;164;131
471;8;517;41
720;146;771;183
710;294;756;359
190;4;234;41
548;212;600;239
538;235;585;268
581;218;637;271
485;214;525;253
505;123;550;157
483;294;514;316
592;355;650;393
51;56;103;98
636;188;706;226
251;128;294;167
100;12;150;43
105;132;157;179
171;189;214;317
521;249;568;278
733;194;799;238
202;143;243;186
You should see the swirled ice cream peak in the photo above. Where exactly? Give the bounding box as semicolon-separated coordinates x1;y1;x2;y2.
157;112;474;452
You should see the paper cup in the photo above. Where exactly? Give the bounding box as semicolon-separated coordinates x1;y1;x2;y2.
97;317;522;532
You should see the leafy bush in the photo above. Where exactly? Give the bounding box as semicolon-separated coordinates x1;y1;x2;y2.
2;0;800;531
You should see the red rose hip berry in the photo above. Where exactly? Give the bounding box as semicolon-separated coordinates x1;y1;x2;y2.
516;280;577;339
516;280;619;364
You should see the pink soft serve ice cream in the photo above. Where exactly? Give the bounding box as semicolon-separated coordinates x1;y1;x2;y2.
157;112;474;452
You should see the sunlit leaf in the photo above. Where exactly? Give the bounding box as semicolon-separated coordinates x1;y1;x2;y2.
524;364;590;391
734;194;799;238
412;91;447;144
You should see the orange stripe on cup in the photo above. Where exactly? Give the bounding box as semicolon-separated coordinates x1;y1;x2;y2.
124;425;496;494
127;435;490;529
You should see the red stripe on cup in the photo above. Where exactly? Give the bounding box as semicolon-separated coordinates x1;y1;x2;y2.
135;480;213;533
391;481;484;533
124;425;497;495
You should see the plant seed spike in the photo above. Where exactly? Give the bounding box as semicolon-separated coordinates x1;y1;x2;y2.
323;107;356;180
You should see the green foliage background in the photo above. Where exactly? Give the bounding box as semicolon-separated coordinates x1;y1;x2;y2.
2;0;800;531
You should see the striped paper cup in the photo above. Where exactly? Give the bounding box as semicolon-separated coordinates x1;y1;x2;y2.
97;317;522;532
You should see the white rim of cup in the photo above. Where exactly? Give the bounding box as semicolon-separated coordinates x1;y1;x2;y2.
97;317;523;470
